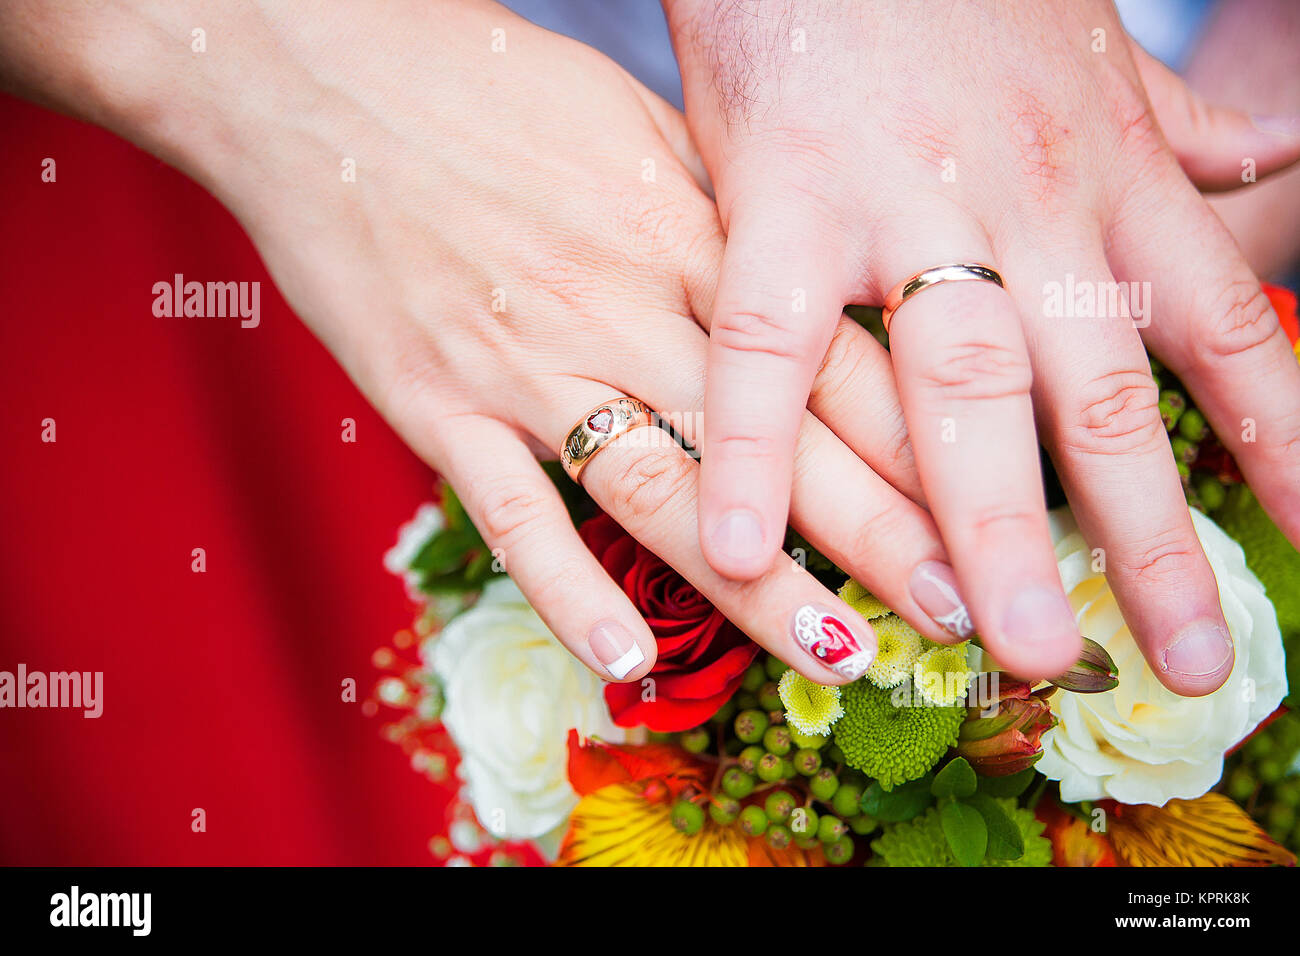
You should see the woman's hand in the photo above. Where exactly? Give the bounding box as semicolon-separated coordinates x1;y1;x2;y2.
664;0;1300;694
0;0;975;684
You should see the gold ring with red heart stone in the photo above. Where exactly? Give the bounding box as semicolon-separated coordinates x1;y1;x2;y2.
560;397;660;484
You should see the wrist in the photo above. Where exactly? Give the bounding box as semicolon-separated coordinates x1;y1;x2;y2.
0;1;280;192
0;1;492;214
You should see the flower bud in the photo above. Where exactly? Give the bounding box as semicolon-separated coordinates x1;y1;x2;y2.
1048;637;1119;694
957;679;1057;776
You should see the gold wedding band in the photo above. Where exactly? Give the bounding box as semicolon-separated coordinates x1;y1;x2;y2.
560;397;659;484
882;263;1004;334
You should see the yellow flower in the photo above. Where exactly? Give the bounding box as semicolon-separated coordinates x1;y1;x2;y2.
554;784;826;867
912;643;973;706
1106;793;1295;867
778;669;844;735
838;579;925;688
555;784;749;866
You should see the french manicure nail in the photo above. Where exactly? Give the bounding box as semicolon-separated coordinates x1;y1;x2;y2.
589;621;645;680
1251;113;1300;137
1162;620;1233;678
710;508;764;565
1003;587;1078;645
790;604;874;680
909;560;974;638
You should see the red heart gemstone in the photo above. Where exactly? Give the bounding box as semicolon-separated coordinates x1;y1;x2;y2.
586;409;614;434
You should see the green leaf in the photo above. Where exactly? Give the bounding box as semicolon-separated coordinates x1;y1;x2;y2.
931;757;977;800
408;529;472;577
440;483;472;531
860;774;934;822
975;767;1038;798
967;793;1025;860
940;800;988;867
540;459;597;527
462;547;496;582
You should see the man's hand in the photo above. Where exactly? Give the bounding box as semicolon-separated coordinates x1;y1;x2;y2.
665;0;1300;690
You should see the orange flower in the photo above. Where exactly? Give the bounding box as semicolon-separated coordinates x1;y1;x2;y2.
555;732;825;866
564;730;710;801
1036;799;1117;867
556;782;752;866
1104;793;1295;867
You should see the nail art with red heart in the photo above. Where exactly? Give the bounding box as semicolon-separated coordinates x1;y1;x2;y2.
791;604;874;680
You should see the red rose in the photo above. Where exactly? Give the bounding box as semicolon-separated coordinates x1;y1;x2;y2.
579;513;760;732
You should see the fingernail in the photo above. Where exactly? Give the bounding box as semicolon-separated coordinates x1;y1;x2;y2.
1251;113;1300;137
908;561;974;638
709;509;765;565
1162;620;1233;679
790;604;874;680
1003;587;1078;645
589;621;645;680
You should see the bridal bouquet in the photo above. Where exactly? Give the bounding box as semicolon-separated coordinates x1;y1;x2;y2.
371;285;1300;867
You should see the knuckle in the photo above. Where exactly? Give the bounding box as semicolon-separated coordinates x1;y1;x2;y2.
1193;281;1284;365
919;338;1033;402
1061;368;1164;456
876;413;916;476
1110;85;1169;177
1002;88;1077;199
518;242;606;316
711;430;783;466
1259;406;1300;467
967;504;1041;543
811;319;875;405
893;108;958;173
611;179;706;269
535;558;594;604
1115;529;1204;587
841;503;911;572
713;308;816;364
605;447;695;529
473;479;551;547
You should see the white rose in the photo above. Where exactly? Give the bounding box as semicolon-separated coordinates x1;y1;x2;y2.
1036;506;1286;806
383;502;444;600
430;578;624;842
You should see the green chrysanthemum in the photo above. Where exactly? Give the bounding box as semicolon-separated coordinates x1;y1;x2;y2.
912;642;973;706
832;679;964;790
778;669;844;736
838;579;925;689
869;798;1052;867
1216;485;1300;640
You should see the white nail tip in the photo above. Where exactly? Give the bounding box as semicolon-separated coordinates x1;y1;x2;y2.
603;643;646;680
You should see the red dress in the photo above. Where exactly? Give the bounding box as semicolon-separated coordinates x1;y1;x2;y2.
0;95;450;864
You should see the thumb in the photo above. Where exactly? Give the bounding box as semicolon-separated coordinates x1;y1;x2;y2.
1132;37;1300;192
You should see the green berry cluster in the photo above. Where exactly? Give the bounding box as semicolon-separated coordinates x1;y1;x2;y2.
1151;357;1235;513
1222;710;1300;852
665;653;878;864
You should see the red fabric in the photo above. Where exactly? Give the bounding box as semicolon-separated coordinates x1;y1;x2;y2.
0;95;449;863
